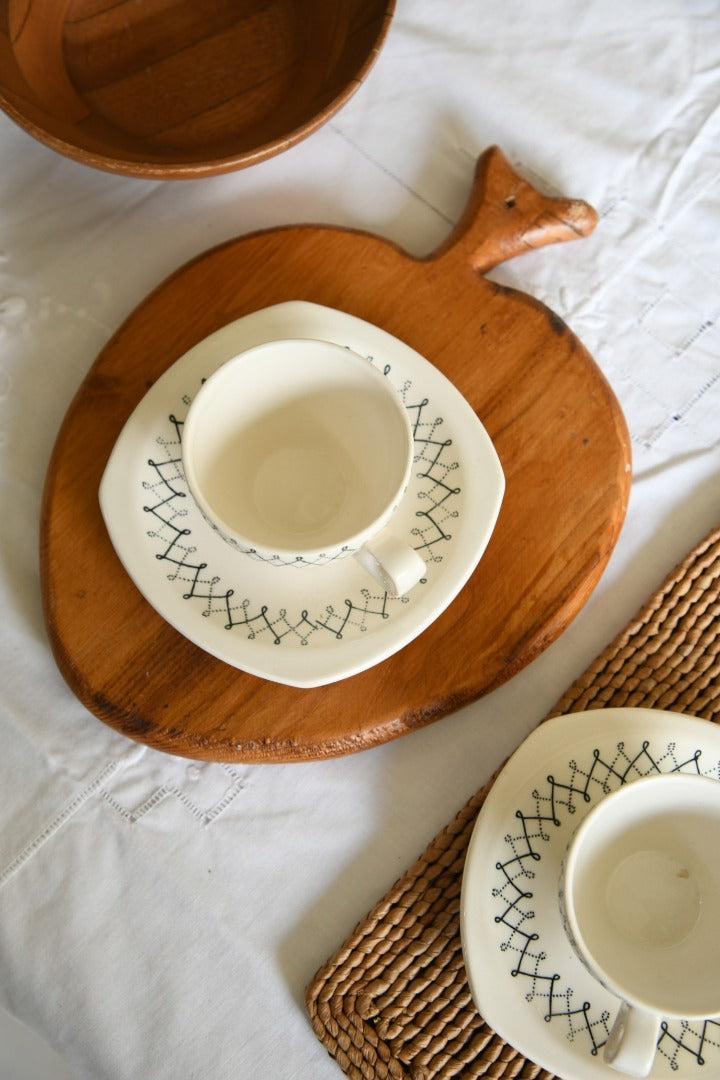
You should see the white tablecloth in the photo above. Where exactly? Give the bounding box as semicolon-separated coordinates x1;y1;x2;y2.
1;2;719;1078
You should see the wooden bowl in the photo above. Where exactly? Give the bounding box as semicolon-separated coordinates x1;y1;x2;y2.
0;0;394;178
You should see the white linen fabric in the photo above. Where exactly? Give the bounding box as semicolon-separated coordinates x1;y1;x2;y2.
1;1;719;1077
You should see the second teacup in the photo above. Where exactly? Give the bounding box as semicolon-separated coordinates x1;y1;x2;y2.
181;338;426;597
560;772;720;1077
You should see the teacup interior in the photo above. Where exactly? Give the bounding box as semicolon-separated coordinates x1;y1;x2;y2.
570;779;720;1018
184;343;411;554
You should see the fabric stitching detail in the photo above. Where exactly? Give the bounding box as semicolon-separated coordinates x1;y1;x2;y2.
0;762;119;890
98;766;248;826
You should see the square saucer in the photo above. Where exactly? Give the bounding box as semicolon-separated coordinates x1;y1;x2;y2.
461;708;720;1079
99;302;504;687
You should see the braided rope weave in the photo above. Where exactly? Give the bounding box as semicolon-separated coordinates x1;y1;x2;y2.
306;525;720;1079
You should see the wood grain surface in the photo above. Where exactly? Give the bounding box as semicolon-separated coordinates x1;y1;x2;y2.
40;147;632;762
0;0;394;177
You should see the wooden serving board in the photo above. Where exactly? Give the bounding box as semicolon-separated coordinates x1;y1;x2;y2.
40;147;631;762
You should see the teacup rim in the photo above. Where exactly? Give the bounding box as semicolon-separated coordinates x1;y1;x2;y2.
180;336;414;561
562;771;720;1021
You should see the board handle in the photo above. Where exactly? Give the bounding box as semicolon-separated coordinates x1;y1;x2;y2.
432;146;598;274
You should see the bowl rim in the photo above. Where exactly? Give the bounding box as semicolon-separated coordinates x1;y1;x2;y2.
0;0;396;179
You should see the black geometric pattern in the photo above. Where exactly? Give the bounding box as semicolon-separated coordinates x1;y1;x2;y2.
141;359;460;646
491;737;720;1070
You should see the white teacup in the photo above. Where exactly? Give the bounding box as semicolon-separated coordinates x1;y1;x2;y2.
560;773;720;1077
181;338;426;597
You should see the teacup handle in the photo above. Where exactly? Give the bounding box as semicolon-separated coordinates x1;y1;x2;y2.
603;1001;661;1077
353;530;426;598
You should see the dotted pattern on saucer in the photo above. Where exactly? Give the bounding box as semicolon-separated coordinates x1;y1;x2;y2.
492;737;720;1070
141;359;461;646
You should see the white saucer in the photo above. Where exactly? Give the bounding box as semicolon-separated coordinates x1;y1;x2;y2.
460;708;720;1079
99;301;504;687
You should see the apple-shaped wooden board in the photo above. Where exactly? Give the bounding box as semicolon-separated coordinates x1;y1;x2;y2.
40;147;631;762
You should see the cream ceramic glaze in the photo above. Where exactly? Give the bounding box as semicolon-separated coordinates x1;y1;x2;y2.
181;338;425;597
460;710;720;1080
99;301;505;688
562;774;720;1077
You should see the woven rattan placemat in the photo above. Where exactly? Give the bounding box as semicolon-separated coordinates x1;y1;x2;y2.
306;524;720;1080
